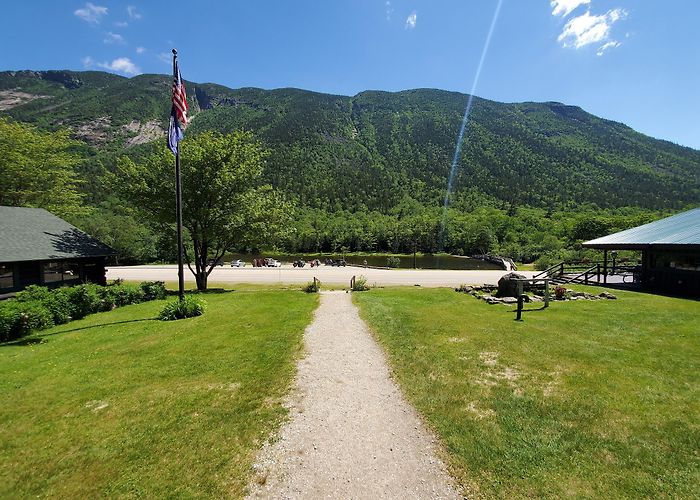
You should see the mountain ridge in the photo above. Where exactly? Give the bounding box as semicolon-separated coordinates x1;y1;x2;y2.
3;69;695;149
1;69;698;213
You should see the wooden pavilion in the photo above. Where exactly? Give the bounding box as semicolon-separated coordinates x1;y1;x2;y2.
583;208;700;297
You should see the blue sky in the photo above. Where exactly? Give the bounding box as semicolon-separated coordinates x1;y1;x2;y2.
3;1;699;150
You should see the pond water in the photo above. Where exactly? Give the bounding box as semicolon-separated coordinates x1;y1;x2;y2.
225;253;504;270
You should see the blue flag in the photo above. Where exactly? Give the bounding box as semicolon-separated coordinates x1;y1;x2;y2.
168;111;183;155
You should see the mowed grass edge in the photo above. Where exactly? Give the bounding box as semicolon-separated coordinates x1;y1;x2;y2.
353;287;699;498
0;290;318;498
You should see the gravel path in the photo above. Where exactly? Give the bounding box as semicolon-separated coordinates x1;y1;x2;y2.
247;291;460;499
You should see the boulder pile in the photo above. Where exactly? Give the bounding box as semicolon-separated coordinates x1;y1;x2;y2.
455;284;617;305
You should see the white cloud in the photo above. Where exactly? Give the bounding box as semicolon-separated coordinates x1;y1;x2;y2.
405;11;417;29
114;21;128;27
136;46;146;54
97;57;141;76
104;32;125;44
550;0;590;17
81;56;94;68
74;2;108;24
596;40;620;56
557;8;627;49
127;6;142;20
157;52;172;64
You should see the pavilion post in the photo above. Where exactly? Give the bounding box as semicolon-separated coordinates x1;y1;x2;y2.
603;249;608;284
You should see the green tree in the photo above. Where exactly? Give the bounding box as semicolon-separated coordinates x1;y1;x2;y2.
571;215;613;241
0;118;88;218
116;131;294;290
73;208;158;265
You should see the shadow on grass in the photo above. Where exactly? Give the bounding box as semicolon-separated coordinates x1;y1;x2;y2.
165;288;235;296
2;337;46;347
0;318;157;347
511;305;549;312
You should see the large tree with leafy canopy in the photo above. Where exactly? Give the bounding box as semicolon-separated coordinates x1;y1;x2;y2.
116;130;294;290
0;118;88;218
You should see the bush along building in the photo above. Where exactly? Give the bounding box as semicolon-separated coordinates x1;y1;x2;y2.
0;206;114;296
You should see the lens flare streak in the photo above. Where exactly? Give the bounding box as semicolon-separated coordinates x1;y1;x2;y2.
438;0;504;250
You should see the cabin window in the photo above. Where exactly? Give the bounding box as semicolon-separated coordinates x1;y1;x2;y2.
0;264;13;290
43;261;81;284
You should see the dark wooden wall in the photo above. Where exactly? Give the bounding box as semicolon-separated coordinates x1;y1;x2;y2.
1;257;108;294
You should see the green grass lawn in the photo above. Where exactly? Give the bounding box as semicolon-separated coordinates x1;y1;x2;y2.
354;287;699;498
0;290;318;498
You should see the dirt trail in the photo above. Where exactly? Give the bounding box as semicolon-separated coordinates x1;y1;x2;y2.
247;291;460;499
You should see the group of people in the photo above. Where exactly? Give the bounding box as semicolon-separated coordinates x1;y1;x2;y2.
293;259;322;268
251;258;277;267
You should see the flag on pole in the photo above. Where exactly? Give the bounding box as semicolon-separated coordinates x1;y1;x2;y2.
168;52;188;155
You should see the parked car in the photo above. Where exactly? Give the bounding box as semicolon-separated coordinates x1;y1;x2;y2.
231;259;246;267
293;259;306;268
207;258;224;267
331;259;347;267
264;258;282;268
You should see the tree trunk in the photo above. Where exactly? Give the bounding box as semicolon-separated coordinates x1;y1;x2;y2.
190;236;209;292
195;271;207;291
195;249;208;292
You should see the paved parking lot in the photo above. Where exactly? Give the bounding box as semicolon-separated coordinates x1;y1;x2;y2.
107;265;536;288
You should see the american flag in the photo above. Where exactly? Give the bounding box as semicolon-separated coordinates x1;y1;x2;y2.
168;52;188;155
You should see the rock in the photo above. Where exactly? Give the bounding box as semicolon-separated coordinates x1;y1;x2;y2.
496;272;528;298
500;297;518;304
599;291;618;300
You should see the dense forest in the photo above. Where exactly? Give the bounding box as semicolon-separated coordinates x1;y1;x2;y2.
1;70;698;267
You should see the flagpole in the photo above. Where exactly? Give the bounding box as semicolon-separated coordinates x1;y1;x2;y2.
173;49;185;302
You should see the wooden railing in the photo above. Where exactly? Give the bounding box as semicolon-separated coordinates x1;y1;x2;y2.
533;262;565;280
534;261;641;286
564;264;602;285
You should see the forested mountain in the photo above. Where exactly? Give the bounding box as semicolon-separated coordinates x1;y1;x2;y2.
1;69;698;263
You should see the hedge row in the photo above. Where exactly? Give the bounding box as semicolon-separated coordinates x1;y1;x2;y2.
0;281;167;342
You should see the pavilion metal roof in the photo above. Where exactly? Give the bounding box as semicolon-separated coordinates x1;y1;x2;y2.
583;207;700;250
0;206;114;263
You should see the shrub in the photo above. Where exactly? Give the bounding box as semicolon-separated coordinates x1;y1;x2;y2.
0;280;174;342
15;285;51;303
387;256;401;268
40;289;72;324
16;285;71;324
0;303;23;342
63;284;104;319
140;281;167;301
302;279;321;293
351;275;370;292
103;284;145;308
18;301;55;332
158;296;206;321
0;300;54;342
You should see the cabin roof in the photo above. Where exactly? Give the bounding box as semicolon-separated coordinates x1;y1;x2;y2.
0;206;114;263
583;208;700;250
